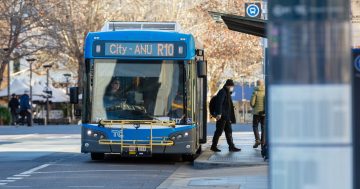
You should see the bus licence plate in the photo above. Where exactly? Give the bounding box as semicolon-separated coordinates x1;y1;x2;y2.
138;146;147;152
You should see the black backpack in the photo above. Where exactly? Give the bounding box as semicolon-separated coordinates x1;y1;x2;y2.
209;95;218;117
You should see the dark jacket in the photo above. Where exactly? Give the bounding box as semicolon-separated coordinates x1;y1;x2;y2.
215;87;236;123
19;94;31;111
8;97;20;113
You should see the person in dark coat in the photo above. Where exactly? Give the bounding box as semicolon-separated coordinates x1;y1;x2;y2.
8;93;19;125
19;90;32;126
211;79;241;152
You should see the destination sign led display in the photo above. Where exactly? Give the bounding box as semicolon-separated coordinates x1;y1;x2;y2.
97;42;186;57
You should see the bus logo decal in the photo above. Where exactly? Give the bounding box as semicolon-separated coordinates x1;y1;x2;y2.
111;130;123;138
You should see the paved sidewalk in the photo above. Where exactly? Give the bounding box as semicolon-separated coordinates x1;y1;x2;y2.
194;132;268;169
157;164;268;189
157;131;269;189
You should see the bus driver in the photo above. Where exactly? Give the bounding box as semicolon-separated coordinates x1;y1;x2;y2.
103;78;127;106
103;77;147;120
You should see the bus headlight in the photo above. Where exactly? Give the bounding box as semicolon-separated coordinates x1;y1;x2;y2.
169;131;190;141
184;132;189;137
86;129;106;139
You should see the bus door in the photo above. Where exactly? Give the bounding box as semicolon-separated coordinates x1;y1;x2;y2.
196;58;207;144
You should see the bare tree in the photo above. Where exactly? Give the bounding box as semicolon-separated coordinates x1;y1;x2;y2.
190;0;263;94
1;0;263;97
0;0;56;89
102;0;263;94
35;0;112;90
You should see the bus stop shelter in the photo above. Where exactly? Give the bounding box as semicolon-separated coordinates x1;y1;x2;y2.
208;11;266;38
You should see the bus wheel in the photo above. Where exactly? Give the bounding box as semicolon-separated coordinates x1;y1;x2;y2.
196;145;202;154
182;154;196;162
91;153;105;160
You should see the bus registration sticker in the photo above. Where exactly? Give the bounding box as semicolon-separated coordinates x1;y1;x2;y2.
128;146;136;155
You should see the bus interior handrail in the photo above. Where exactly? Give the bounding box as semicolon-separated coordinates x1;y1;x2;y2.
99;120;176;127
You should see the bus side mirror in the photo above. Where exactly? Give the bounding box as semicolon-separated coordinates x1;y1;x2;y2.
69;87;79;104
197;60;207;77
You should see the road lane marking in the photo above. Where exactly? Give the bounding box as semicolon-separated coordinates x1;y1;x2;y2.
12;134;38;139
3;186;31;188
19;164;51;175
6;177;22;180
67;186;105;188
0;164;52;187
35;169;170;174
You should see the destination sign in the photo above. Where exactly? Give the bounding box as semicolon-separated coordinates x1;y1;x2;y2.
100;42;185;57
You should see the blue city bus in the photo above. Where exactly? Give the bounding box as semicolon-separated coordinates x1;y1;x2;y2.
71;22;207;160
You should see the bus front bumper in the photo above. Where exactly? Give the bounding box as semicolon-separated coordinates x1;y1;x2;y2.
81;140;196;155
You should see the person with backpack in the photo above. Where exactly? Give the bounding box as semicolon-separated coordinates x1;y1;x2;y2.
19;90;32;127
210;79;241;152
250;79;266;148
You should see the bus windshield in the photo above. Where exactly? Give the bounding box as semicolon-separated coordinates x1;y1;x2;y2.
91;59;185;122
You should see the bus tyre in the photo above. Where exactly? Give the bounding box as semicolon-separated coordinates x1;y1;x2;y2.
182;154;196;162
196;145;202;154
91;153;105;160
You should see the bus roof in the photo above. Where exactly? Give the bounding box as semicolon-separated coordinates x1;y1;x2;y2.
101;21;182;32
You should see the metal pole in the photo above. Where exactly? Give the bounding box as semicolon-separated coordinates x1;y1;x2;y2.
29;62;33;126
46;68;49;126
66;78;70;123
26;58;35;126
43;64;52;125
7;61;10;102
242;77;245;122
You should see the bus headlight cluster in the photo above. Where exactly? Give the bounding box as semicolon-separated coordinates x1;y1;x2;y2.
169;132;189;141
86;129;105;139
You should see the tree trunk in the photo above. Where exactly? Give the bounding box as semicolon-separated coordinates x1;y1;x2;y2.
77;54;84;92
0;59;10;88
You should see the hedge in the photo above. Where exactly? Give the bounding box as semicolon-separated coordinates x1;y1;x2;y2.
0;106;11;125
